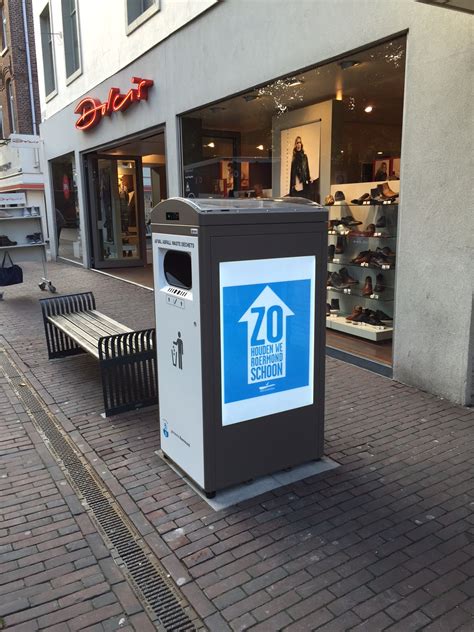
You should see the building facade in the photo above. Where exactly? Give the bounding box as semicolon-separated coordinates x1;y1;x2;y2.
33;0;473;406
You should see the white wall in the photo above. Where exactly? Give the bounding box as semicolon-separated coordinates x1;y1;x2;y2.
37;0;473;405
32;0;217;119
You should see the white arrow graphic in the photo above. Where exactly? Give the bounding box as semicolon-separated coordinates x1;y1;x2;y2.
239;286;294;385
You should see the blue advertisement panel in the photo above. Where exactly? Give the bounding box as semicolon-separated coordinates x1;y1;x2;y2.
220;256;315;426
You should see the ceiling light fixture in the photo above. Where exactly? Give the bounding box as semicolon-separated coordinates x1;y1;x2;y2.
256;144;264;151
364;105;373;113
377;151;383;155
206;142;215;148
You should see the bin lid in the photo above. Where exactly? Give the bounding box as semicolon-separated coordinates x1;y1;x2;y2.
151;197;327;228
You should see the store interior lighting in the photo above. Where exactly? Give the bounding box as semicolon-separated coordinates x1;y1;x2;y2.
364;105;374;113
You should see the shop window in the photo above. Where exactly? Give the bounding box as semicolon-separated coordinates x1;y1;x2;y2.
51;153;82;262
126;0;159;32
6;79;15;134
61;0;81;81
40;3;56;98
0;4;7;53
180;37;406;367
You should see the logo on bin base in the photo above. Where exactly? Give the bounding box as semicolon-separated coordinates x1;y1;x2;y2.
162;420;169;438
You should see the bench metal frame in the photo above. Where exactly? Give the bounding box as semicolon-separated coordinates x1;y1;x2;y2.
40;291;158;416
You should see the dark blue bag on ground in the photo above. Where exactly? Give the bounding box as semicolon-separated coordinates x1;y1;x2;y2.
0;252;23;286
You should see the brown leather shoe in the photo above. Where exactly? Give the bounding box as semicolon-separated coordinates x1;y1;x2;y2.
362;276;373;296
346;305;363;321
380;182;398;199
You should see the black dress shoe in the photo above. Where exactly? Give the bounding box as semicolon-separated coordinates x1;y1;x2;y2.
0;235;18;246
328;244;335;261
330;298;340;312
350;193;370;205
375;216;386;228
374;273;385;292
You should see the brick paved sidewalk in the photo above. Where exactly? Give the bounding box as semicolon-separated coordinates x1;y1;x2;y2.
1;260;473;632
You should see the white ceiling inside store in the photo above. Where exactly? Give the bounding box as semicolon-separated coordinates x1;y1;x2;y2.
187;38;406;133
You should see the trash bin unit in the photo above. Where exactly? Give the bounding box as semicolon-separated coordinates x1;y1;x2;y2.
151;197;328;496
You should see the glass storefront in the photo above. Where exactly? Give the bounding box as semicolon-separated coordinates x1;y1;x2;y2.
180;37;406;366
51;152;82;262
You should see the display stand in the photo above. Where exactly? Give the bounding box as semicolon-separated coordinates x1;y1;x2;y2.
326;181;399;341
0;203;56;299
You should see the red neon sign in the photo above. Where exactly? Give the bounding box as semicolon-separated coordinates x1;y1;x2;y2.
74;77;154;131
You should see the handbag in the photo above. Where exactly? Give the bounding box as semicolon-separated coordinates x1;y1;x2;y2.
0;252;23;286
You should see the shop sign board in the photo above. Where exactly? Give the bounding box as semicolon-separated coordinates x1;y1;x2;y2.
0;192;26;205
74;77;154;131
220;256;315;426
9;135;41;149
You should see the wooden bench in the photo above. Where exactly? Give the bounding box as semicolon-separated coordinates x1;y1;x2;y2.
40;291;157;416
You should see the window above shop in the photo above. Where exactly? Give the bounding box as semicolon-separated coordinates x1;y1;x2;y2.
40;2;57;100
0;3;8;54
126;0;159;34
61;0;82;83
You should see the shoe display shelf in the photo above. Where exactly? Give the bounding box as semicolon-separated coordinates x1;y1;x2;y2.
0;204;56;294
326;313;394;341
326;183;399;342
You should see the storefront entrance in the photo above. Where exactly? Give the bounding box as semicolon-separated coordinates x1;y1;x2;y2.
85;129;166;273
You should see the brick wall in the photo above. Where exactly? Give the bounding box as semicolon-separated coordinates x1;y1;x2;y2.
0;0;41;137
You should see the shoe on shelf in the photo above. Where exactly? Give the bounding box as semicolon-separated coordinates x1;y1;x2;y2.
339;267;358;286
329;271;344;288
31;206;40;216
362;275;373;296
350;193;370;205
346;305;364;322
328;244;335;261
0;210;12;218
325;195;335;206
366;223;376;236
23;208;32;217
379;182;398;199
0;235;18;246
346;305;363;321
374;273;385;292
334;191;345;202
330;298;340;312
327;272;334;287
26;232;43;244
375;215;386;228
342;215;363;226
335;236;344;254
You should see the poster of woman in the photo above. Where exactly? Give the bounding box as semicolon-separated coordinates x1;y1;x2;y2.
280;121;320;199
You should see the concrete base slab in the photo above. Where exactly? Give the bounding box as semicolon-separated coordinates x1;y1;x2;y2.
155;450;339;510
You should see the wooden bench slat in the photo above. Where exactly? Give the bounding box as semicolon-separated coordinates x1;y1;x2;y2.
48;314;101;358
66;312;127;338
89;310;132;333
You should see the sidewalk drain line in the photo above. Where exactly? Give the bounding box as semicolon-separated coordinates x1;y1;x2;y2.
0;349;201;632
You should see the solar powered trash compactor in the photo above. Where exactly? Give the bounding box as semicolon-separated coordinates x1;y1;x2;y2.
151;197;328;497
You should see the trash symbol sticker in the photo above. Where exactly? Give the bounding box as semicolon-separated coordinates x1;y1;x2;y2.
220;256;315;426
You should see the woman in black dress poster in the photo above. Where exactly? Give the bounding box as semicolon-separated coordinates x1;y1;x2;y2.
289;136;311;196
